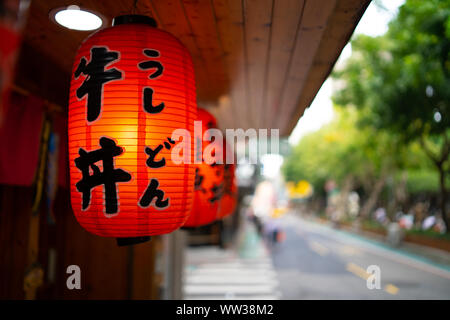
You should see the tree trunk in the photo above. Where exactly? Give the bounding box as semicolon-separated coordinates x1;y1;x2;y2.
389;172;407;220
438;166;449;233
359;175;387;219
337;176;354;219
419;135;450;233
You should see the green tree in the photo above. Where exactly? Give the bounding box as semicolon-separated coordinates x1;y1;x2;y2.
333;0;450;231
283;107;404;215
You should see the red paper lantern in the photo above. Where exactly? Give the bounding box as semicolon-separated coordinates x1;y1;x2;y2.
217;140;237;219
68;15;196;239
182;108;224;227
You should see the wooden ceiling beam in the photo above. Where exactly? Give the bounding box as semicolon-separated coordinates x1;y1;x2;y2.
243;0;273;130
149;0;212;101
263;0;305;130
274;0;337;131
180;0;229;104
212;0;247;130
16;0;370;133
284;0;371;136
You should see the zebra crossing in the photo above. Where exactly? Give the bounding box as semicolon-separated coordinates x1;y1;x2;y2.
183;246;281;300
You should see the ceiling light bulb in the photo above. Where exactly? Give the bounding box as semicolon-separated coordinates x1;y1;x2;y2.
53;6;103;31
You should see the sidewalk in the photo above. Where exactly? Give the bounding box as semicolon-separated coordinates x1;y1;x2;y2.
306;215;450;270
183;223;281;300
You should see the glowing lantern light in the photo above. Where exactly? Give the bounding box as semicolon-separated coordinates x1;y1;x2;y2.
68;15;196;241
182;108;224;228
217;140;237;219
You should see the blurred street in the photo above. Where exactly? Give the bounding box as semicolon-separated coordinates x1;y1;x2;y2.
184;224;281;300
184;213;450;300
272;213;450;299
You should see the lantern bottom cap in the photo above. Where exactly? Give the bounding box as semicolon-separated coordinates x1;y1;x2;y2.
116;236;151;246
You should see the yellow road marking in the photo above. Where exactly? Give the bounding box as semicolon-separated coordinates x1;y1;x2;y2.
309;241;329;256
339;246;361;256
346;262;370;280
384;284;399;295
346;263;400;295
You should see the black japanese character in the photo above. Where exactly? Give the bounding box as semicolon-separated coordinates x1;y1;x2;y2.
143;87;164;114
194;168;206;193
209;182;224;204
144;138;176;169
74;47;122;122
164;138;175;149
74;137;131;214
138;49;163;78
139;179;169;209
139;137;174;209
145;145;165;168
138;49;165;114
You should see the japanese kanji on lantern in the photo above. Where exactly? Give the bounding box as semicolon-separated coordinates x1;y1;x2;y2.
217;140;237;219
182;108;224;228
68;15;196;241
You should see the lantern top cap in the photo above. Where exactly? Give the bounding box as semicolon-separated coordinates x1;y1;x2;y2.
112;15;157;27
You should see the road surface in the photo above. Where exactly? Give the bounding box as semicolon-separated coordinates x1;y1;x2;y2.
183;213;450;299
271;213;450;299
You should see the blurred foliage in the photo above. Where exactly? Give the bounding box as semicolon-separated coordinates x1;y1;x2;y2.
282;106;445;195
333;0;450;140
361;219;385;232
285;107;393;185
402;170;439;194
284;0;450;230
406;228;450;240
330;0;450;229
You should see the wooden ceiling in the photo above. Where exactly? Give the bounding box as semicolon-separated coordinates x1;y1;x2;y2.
19;0;370;136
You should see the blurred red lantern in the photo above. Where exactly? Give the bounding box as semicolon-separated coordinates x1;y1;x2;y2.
217;140;237;219
0;0;30;127
183;108;224;228
68;15;196;241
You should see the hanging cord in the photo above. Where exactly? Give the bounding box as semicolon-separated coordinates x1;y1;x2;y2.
132;0;138;14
